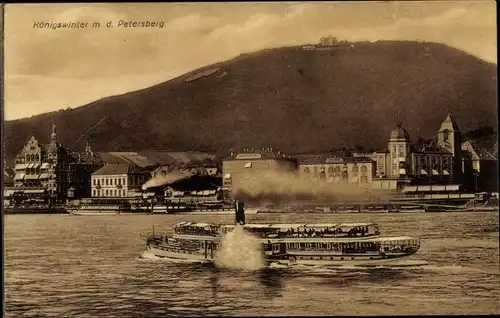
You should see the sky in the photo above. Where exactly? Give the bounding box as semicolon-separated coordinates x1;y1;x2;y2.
4;1;497;120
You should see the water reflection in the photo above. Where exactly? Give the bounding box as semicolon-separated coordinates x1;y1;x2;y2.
206;265;285;299
255;268;285;297
313;267;412;287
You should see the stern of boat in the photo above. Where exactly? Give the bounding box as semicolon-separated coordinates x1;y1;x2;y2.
378;236;421;258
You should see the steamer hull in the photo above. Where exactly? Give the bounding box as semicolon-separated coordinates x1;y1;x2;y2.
146;244;213;262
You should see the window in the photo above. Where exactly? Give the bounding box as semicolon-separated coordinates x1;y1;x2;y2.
114;189;117;196
352;166;359;173
304;167;310;173
105;179;109;185
361;165;368;173
122;190;126;197
361;176;368;183
122;178;126;185
93;190;96;196
93;179;96;185
328;167;334;173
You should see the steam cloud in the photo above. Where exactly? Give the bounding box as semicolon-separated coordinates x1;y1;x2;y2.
214;225;265;271
142;170;194;190
231;170;377;204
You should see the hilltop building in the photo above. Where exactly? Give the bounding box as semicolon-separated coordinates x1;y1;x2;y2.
319;36;339;46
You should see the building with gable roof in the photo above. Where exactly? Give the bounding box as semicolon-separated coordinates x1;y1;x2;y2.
11;125;73;202
91;163;147;198
295;153;375;185
67;140;105;199
461;137;498;192
373;114;463;189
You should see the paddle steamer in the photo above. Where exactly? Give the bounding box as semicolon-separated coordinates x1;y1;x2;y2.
142;201;421;266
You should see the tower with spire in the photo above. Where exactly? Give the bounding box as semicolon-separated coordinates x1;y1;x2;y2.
51;124;57;144
84;138;93;156
436;113;463;183
437;113;461;156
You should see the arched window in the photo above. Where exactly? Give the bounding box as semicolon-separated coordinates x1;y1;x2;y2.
328;167;334;173
360;165;368;173
352;166;359;173
304;167;310;173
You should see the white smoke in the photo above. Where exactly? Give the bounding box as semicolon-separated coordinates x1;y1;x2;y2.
232;170;373;202
142;170;193;190
214;225;265;271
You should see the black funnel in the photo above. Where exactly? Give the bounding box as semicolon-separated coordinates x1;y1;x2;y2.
234;200;246;225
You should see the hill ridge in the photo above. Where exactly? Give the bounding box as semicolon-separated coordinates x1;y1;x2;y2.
4;40;497;161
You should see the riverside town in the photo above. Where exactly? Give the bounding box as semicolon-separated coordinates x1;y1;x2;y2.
3;113;498;215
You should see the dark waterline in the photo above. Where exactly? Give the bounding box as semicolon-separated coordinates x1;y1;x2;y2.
4;212;500;316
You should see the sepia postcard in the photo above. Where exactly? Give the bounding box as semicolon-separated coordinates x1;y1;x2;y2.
2;2;498;317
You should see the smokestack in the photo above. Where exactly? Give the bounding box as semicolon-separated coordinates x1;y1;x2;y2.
234;200;246;225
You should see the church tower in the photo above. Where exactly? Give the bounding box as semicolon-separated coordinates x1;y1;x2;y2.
388;123;411;177
50;124;57;145
437;113;461;156
437;113;463;183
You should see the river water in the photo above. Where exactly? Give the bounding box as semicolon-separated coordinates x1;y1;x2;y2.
4;211;500;316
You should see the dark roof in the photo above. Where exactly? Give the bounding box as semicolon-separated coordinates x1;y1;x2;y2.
92;163;142;175
414;146;453;155
166;175;221;191
465;137;498;160
375;147;389;154
295;153;373;165
69;151;104;165
464;139;498;160
389;124;410;141
224;149;296;161
294;154;330;165
97;151;216;167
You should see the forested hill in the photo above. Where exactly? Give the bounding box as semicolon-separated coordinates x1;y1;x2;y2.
4;40;497;160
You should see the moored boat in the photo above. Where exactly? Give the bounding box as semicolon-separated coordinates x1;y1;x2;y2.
67;198;133;216
4;205;68;215
142;201;421;266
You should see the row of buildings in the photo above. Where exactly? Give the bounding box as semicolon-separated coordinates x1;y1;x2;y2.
222;114;498;194
3;114;498;205
4;125;221;205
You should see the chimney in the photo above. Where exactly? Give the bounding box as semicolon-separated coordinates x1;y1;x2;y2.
234;200;246;225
